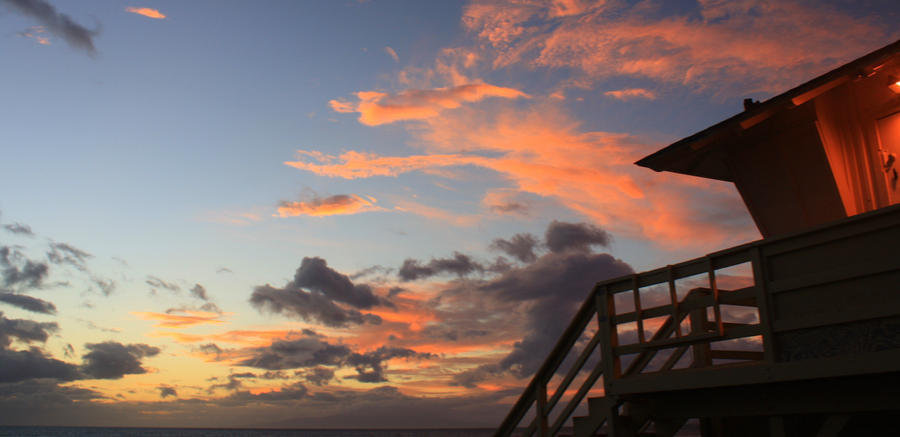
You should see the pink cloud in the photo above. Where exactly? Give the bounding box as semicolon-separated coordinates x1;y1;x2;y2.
329;83;529;126
604;88;656;101
276;194;381;217
463;0;897;94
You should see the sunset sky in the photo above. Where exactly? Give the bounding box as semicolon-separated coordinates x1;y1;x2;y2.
1;0;898;429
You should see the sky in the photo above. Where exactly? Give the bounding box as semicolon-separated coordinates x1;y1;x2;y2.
1;0;898;429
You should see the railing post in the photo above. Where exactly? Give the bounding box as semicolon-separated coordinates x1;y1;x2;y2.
667;265;682;338
632;275;645;344
537;380;549;437
751;246;778;363
690;306;712;368
707;256;724;335
596;285;620;384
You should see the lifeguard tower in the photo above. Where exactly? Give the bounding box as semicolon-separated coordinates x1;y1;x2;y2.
495;40;900;437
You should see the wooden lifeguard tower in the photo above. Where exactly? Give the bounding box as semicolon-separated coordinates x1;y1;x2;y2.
495;40;900;437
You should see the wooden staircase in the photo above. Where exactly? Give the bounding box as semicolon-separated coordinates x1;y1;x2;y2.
493;204;900;437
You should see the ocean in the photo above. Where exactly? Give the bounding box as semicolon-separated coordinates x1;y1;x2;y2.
0;428;495;437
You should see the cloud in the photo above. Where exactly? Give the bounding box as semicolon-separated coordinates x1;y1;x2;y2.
80;342;160;379
125;7;166;19
398;252;485;281
47;242;92;272
462;0;897;95
490;233;538;263
300;366;334;386
604;88;656;101
384;46;399;62
189;284;209;301
249;257;389;327
1;0;98;55
329;83;529;125
236;336;351;371
276;194;381;217
290;102;756;248
0;246;48;290
0;312;58;348
2;223;34;236
16;25;50;46
345;346;434;383
145;276;180;293
544;220;611;253
237;333;433;383
158;385;177;398
0;292;56;314
0;348;81;383
132;310;226;328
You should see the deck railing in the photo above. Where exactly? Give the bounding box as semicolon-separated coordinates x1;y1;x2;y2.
494;239;770;437
495;203;900;437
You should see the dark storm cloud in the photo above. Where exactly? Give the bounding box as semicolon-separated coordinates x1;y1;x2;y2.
189;284;209;301
346;346;435;383
238;334;433;383
300;366;334;386
292;257;384;308
0;348;81;383
0;292;56;314
158;386;177;398
249;257;388;327
2;223;34;236
236;336;351;371
80;342;160;379
250;285;381;328
145;276;180;293
0;312;58;347
0;0;98;55
0;246;49;290
490;233;539;263
47;242;92;271
398;252;484;281
544;220;612;253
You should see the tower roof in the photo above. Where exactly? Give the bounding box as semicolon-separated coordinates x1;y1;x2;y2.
635;39;900;181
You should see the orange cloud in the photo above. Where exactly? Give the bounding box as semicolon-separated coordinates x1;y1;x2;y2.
132;310;228;328
289;102;755;248
276;194;381;217
329;83;529;126
125;7;166;19
463;0;896;94
604;88;656;101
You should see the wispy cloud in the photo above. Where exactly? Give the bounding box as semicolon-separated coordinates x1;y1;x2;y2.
277;194;381;218
17;25;50;45
125;6;166;19
329;83;529;126
384;46;399;62
132;310;228;328
604;88;656;101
